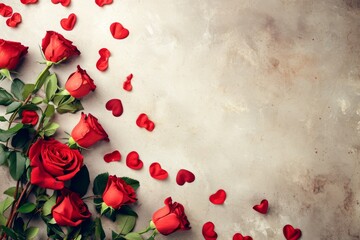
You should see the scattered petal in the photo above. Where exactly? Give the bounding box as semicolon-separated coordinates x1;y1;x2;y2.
6;13;22;28
104;150;121;163
202;222;217;240
149;162;168;180
110;22;129;40
283;225;302;240
123;73;133;91
209;189;227;205
96;48;110;71
0;3;13;17
95;0;113;7
105;99;123;117
21;0;38;4
51;0;71;7
126;151;143;170
233;233;253;240
176;169;195;186
60;13;77;31
136;113;155;131
253;199;269;214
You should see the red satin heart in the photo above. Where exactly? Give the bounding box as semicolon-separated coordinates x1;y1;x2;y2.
209;189;227;205
176;169;195;186
283;224;302;240
149;162;168;180
233;233;253;240
51;0;71;7
106;99;123;117
110;22;129;40
6;13;22;28
126;151;143;170
123;73;133;92
202;222;217;240
60;13;77;31
136;113;155;131
96;48;110;71
95;0;113;7
253;199;268;214
21;0;38;4
0;3;12;17
104;150;121;163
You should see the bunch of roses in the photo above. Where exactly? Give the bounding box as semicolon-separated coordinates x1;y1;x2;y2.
0;32;190;239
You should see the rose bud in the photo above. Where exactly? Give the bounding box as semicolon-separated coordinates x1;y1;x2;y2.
29;139;83;190
21;110;39;126
70;113;109;148
102;175;137;209
41;31;80;63
52;189;91;227
65;65;96;98
0;39;28;70
152;197;191;235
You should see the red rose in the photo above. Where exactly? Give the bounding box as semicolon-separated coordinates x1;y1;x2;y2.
102;175;137;209
71;113;109;148
152;197;191;235
65;65;96;98
29;139;83;190
41;31;80;63
52;189;91;227
21;110;39;125
0;39;28;70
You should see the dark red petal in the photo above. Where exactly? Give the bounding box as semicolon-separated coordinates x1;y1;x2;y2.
110;22;129;40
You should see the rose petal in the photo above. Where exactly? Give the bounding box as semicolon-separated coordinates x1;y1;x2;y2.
104;150;121;163
126;151;143;170
6;13;22;28
110;22;129;40
136;113;155;132
233;233;253;240
202;222;218;240
60;13;77;31
51;0;71;7
123;73;133;91
96;48;110;71
0;3;12;17
95;0;113;7
253;199;269;214
21;0;38;4
283;225;302;240
209;189;227;205
105;99;123;117
176;169;195;186
149;162;168;180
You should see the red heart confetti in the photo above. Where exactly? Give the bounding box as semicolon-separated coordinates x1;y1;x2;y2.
110;22;129;40
233;233;253;240
105;99;123;117
283;224;302;240
149;162;168;180
20;0;38;4
253;199;269;214
136;113;155;131
60;13;77;31
104;150;121;163
0;4;13;17
202;222;218;240
95;0;113;7
6;13;22;28
51;0;71;7
126;151;143;170
123;73;133;92
176;169;195;186
96;48;110;71
209;189;227;205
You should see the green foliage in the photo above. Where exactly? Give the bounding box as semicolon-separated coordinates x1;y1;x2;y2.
0;196;14;214
121;177;140;191
44;104;55;118
118;206;138;217
31;97;43;105
8;151;27;181
17;202;36;214
44;74;58;101
70;165;90;197
33;68;50;93
0;87;14;106
11;78;25;101
56;99;84;114
0;144;9;165
3;187;17;198
93;172;109;195
6;101;22;114
95;217;106;240
42;122;59;137
116;214;137;235
12;127;33;149
42;193;56;216
0;123;23;142
22;84;35;100
0;116;7;122
25;227;39;240
124;232;143;240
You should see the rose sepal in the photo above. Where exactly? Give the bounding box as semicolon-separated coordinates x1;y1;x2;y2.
0;69;11;81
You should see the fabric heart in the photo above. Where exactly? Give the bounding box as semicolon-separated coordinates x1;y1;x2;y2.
0;3;12;17
233;233;253;240
176;169;195;186
202;222;217;240
21;0;38;4
123;73;133;92
95;0;113;7
51;0;71;7
253;199;268;214
106;99;123;117
136;113;155;131
104;150;121;163
283;224;302;240
96;48;110;71
149;162;168;180
110;22;129;40
126;151;143;170
6;13;22;28
209;189;227;205
60;13;77;31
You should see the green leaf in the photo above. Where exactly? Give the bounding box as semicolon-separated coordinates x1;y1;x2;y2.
31;97;43;105
3;186;16;197
121;177;140;191
0;123;23;142
25;227;39;240
20;103;39;111
116;214;137;235
0;226;18;239
42;193;56;216
56;100;83;114
11;78;25;101
44;104;55;118
0;116;7;122
70;165;90;197
6;101;22;114
95;217;105;240
8;151;27;181
118;206;138;217
22;84;35;100
43;122;59;137
18;202;36;214
0;196;14;214
33;68;50;93
0;87;14;106
13;217;25;235
12;128;32;149
0;213;6;225
93;172;109;195
0;144;9;165
124;232;143;240
45;74;58;101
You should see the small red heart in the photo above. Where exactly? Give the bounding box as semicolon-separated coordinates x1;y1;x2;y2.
60;13;77;31
95;0;113;7
110;22;129;40
0;3;12;17
233;233;253;240
176;169;195;186
209;189;227;205
149;162;168;180
283;224;302;240
126;151;143;170
105;99;123;117
104;150;121;163
51;0;71;7
96;48;110;71
136;113;155;131
21;0;38;4
6;13;22;28
253;199;269;214
123;73;133;92
202;222;217;240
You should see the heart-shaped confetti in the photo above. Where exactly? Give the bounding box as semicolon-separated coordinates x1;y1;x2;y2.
104;150;121;163
110;22;129;40
202;222;218;240
21;0;38;4
51;0;71;7
6;13;22;28
253;199;269;214
96;48;110;71
136;113;155;131
283;224;302;240
123;73;133;92
126;151;143;170
149;162;168;180
176;169;195;186
0;3;12;17
105;99;123;117
60;13;77;31
233;233;253;240
209;189;227;205
95;0;113;7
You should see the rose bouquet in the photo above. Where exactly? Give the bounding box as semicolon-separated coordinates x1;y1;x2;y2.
0;31;190;239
